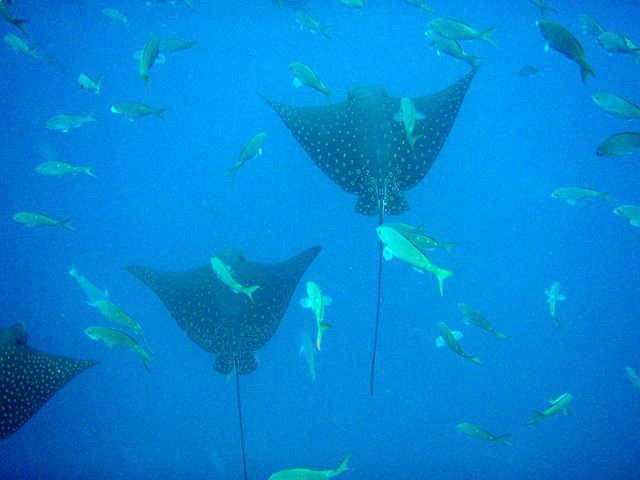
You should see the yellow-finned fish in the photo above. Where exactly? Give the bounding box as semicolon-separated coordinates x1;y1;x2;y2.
225;132;267;176
425;29;480;67
428;17;497;47
78;73;102;94
85;326;152;371
46;114;95;133
36;161;96;178
13;211;74;231
289;62;331;96
545;281;565;317
393;98;425;148
300;281;332;351
269;455;351;480
456;422;512;446
210;256;260;302
376;224;453;296
69;265;108;304
435;321;481;365
537;19;594;83
613;204;640;227
528;393;573;424
458;303;506;340
139;36;160;84
551;186;608;206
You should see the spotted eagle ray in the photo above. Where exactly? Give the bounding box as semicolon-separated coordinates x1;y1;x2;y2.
127;246;321;480
265;68;477;394
0;323;98;440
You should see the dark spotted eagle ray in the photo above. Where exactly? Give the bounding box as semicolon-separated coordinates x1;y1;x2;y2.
265;68;477;394
0;323;98;440
127;246;321;480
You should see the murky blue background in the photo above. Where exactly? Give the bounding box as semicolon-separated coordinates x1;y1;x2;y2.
1;1;639;478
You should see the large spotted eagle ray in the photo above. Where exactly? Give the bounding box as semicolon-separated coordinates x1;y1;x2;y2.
0;323;98;440
127;246;321;480
265;68;477;394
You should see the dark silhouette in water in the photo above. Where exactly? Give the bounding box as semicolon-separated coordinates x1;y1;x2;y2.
265;68;477;395
128;246;321;480
0;323;98;440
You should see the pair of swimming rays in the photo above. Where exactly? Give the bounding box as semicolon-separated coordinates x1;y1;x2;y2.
1;67;477;478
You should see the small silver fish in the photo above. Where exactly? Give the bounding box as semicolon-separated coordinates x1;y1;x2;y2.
13;211;74;231
35;161;96;178
111;102;165;120
45;114;96;133
596;132;640;157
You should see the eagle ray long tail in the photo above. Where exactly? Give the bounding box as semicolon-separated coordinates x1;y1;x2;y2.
234;359;248;480
369;205;385;396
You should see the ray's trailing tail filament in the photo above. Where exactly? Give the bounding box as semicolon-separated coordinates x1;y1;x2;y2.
235;359;249;480
369;198;385;396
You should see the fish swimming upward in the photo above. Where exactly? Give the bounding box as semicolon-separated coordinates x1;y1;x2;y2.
266;68;476;395
128;246;321;480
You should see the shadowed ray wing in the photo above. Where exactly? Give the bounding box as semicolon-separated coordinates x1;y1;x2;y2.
127;246;321;375
265;68;477;216
0;324;98;440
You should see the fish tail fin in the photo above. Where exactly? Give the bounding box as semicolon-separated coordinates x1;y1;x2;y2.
331;454;351;476
322;86;332;96
433;267;453;296
580;61;596;83
468;55;482;67
244;285;260;303
468;355;482;365
12;18;28;32
83;167;97;178
495;433;513;446
59;218;75;232
480;27;498;47
69;265;77;277
527;411;545;425
320;321;332;332
494;331;507;340
154;108;166;119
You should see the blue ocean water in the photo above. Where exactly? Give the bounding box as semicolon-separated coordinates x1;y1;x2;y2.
1;1;639;479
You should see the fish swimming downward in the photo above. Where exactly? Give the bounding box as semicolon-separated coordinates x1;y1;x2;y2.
300;281;332;350
0;323;97;439
225;132;267;176
537;19;594;83
458;303;506;339
211;256;260;302
265;68;476;394
128;246;321;479
69;265;109;304
435;321;481;365
545;281;566;318
84;326;151;371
